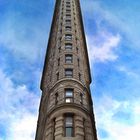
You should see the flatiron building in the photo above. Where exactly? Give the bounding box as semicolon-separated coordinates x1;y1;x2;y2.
35;0;98;140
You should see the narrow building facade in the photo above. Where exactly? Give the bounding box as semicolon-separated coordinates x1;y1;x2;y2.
35;0;98;140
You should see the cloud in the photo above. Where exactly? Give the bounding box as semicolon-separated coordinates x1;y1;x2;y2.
87;32;121;63
0;18;47;63
94;95;140;140
0;69;40;140
82;0;140;49
117;65;139;78
0;1;51;63
7;113;37;140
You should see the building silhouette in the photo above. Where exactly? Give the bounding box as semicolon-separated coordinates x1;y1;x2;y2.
35;0;98;140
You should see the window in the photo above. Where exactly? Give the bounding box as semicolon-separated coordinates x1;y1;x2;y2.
66;20;71;25
56;72;59;80
65;34;72;41
59;37;62;42
65;26;71;32
65;69;73;78
60;29;62;33
77;58;80;67
55;93;58;105
66;19;71;23
79;73;81;81
76;37;78;43
76;47;78;53
66;5;70;8
66;14;71;19
66;9;71;13
65;89;73;103
66;2;70;5
65;54;73;63
65;43;72;50
80;93;83;104
53;118;56;140
58;46;61;53
65;115;74;137
58;58;60;66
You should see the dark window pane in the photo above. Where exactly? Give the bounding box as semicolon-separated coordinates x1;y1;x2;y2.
56;72;59;80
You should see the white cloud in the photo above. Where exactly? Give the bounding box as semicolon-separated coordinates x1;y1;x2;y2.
0;14;47;63
7;113;37;140
82;0;140;49
94;95;140;140
87;33;120;63
117;65;139;78
0;69;40;140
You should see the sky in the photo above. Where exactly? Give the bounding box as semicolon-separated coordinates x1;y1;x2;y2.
0;0;140;140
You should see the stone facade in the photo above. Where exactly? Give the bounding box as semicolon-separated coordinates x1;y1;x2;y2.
35;0;98;140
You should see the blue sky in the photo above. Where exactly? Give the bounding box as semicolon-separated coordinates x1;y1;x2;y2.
0;0;140;140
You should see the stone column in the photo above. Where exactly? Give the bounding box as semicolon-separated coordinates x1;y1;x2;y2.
75;115;84;140
55;116;64;140
44;119;53;140
84;118;93;140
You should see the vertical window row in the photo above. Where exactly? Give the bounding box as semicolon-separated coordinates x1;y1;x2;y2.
58;0;81;82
